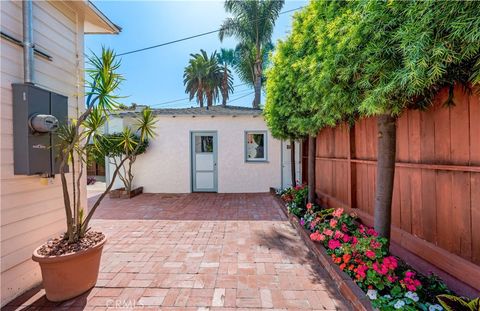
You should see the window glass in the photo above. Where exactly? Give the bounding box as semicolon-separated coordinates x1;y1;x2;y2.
246;132;267;161
195;135;213;153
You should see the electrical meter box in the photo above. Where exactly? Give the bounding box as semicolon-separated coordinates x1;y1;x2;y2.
12;83;68;176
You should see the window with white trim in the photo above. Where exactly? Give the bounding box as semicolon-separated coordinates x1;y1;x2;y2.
245;131;267;162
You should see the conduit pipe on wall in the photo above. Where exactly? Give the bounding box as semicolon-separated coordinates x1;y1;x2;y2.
23;0;34;84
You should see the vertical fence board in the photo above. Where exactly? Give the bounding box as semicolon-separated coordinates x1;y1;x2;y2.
435;171;454;253
420;169;436;242
451;172;472;261
471;173;480;265
399;168;412;233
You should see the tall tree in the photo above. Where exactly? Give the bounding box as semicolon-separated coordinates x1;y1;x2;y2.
184;49;222;107
219;0;285;108
217;48;235;106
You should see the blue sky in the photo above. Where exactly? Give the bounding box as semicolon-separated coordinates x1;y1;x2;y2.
85;0;306;108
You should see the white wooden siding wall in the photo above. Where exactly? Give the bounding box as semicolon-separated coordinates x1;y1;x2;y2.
0;1;85;305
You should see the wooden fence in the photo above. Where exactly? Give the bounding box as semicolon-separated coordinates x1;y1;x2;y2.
302;85;480;291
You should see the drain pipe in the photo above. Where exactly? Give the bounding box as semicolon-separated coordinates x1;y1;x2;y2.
23;0;34;84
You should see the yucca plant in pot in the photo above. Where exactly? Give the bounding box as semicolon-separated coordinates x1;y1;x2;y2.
31;48;155;302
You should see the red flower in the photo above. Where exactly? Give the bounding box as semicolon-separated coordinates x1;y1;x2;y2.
355;264;368;280
370;239;382;249
372;262;388;275
365;250;376;259
387;275;398;282
328;239;342;250
339;263;346;270
306;203;313;210
401;271;421;291
383;256;398;270
342;254;351;263
367;228;379;237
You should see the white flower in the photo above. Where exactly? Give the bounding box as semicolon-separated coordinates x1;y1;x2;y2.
366;289;378;300
383;295;392;300
405;291;419;302
394;300;406;309
428;304;444;311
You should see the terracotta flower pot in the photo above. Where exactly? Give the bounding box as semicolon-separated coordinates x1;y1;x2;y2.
32;236;106;302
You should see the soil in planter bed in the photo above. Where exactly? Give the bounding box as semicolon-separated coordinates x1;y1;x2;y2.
37;231;105;256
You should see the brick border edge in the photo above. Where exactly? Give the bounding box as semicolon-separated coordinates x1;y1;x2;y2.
272;194;374;311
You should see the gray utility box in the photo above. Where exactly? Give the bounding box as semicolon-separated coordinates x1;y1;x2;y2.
12;83;68;176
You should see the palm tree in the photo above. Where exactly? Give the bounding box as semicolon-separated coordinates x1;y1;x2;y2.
184;50;221;107
217;48;235;106
233;42;273;89
183;52;209;107
219;0;285;108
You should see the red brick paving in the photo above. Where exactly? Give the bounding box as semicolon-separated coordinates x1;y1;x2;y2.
5;193;348;310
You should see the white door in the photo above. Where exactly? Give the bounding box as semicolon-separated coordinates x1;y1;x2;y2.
191;132;217;192
282;140;302;189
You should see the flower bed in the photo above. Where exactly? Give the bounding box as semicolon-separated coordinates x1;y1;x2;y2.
277;187;452;311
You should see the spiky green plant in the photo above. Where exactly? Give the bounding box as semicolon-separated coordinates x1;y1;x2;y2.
56;47;125;243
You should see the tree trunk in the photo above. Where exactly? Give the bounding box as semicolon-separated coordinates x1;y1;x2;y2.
307;135;316;204
290;140;296;187
253;58;262;109
222;66;228;107
374;114;397;243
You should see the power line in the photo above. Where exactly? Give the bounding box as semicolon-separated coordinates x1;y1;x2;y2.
117;6;304;56
151;88;253;108
227;91;254;103
150;82;251;107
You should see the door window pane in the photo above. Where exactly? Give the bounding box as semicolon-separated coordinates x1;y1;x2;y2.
246;132;267;161
195;136;213;153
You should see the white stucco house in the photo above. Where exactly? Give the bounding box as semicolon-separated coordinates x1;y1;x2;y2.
105;105;302;193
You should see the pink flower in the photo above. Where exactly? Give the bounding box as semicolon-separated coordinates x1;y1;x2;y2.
323;228;334;237
372;262;388;275
352;236;358;245
367;228;378;237
334;230;344;240
370;240;382;249
341;223;348;232
332;208;344;218
383;256;398;270
342;234;351;243
359;225;366;235
387;275;398;282
310;231;325;242
355;264;368;280
365;250;376;259
329;219;338;228
306;203;313;210
328;239;342;250
401;271;421;291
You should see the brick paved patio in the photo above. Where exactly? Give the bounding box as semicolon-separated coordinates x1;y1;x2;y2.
5;193;348;310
